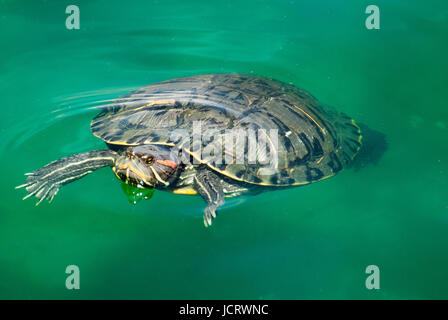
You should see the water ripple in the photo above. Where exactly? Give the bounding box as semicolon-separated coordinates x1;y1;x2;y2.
0;86;138;154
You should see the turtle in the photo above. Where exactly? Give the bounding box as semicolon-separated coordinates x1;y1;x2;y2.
17;73;386;226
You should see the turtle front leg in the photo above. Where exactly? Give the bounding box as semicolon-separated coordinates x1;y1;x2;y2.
16;150;117;205
194;169;225;227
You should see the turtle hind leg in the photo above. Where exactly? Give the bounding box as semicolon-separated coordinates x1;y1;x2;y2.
17;150;117;205
193;169;225;227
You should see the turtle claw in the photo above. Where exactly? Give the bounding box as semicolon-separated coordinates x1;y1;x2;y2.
15;183;30;189
203;214;212;227
30;183;60;205
19;172;61;205
35;197;45;206
22;191;37;200
203;206;217;227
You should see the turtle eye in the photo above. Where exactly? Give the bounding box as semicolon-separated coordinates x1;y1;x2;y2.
145;157;154;165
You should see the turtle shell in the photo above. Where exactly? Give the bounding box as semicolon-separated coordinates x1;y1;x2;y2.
91;74;362;186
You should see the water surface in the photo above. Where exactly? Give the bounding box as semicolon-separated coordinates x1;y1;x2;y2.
0;0;447;299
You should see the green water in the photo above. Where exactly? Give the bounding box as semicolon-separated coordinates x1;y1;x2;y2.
0;0;447;299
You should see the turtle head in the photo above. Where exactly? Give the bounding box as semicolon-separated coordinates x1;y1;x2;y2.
113;145;179;189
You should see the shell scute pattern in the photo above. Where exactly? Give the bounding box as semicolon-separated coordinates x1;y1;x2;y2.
91;74;362;186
